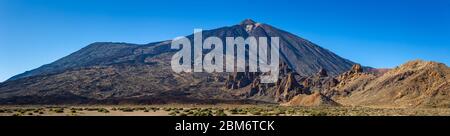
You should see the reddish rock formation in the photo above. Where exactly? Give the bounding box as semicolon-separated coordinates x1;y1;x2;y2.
274;73;305;102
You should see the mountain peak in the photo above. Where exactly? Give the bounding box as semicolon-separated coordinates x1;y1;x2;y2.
240;19;260;32
240;19;257;25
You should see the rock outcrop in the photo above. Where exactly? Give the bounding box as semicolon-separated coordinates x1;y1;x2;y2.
325;64;377;98
282;92;340;106
273;73;306;102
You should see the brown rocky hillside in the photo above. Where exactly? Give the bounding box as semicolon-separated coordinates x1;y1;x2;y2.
338;60;450;108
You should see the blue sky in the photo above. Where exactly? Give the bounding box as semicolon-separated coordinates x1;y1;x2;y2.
0;0;449;82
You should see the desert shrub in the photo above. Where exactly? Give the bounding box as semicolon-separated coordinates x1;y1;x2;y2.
85;108;100;111
18;109;27;114
120;108;134;112
97;108;110;113
310;110;328;116
187;111;194;115
229;108;239;114
144;109;149;112
274;109;286;115
237;108;249;115
214;109;227;116
28;113;33;116
135;107;146;111
250;111;261;115
198;112;213;116
192;110;213;116
12;113;21;116
262;112;275;116
353;111;369;116
179;113;187;116
149;107;159;112
168;111;177;116
163;108;172;111
247;108;263;116
286;109;296;115
5;109;13;113
54;108;64;113
70;108;81;111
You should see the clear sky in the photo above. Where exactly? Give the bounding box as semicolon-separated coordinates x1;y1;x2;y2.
0;0;449;82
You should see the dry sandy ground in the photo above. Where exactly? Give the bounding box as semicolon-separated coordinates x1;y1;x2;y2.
1;104;450;116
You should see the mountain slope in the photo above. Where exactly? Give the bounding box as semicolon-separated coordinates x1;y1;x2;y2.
0;19;357;104
8;19;355;81
338;60;450;108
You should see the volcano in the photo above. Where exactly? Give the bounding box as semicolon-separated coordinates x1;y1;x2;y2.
0;19;357;104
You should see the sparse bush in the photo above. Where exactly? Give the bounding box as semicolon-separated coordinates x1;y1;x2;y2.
261;112;273;116
69;107;82;112
168;111;177;116
97;108;110;113
179;113;187;116
310;110;327;116
120;108;134;112
54;108;64;113
274;110;286;115
18;109;26;114
84;108;99;111
214;109;227;116
229;108;239;114
163;108;171;111
250;111;261;115
149;107;159;112
187;111;194;115
12;113;21;116
192;109;213;116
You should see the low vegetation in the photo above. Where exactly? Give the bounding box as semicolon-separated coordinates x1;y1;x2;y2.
0;105;449;116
